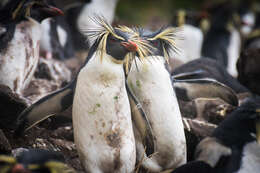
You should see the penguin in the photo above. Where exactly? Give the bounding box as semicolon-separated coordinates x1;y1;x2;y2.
237;1;255;37
173;78;239;107
170;9;204;64
65;0;119;51
71;18;150;173
0;149;75;173
39;0;75;60
237;11;260;96
169;96;260;173
126;27;187;172
0;0;63;94
201;2;241;77
172;58;249;94
15;17;155;173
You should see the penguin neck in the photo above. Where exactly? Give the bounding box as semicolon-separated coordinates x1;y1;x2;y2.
84;51;124;72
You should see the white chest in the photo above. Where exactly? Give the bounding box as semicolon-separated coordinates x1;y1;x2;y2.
169;24;203;63
127;57;186;169
236;142;260;173
227;29;241;77
72;53;135;173
0;18;41;93
77;0;118;46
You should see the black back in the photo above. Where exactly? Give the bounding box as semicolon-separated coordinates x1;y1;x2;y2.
49;15;75;59
213;96;260;148
172;58;249;93
201;3;234;66
65;5;90;51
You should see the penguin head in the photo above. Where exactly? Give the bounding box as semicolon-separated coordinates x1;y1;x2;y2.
23;0;64;23
105;28;138;62
84;16;151;65
212;96;260;148
0;149;74;173
0;0;63;24
136;27;180;60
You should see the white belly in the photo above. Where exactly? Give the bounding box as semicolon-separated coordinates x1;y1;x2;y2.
127;57;186;170
73;53;135;173
77;0;118;46
0;18;41;94
227;29;241;77
236;141;260;173
169;24;203;63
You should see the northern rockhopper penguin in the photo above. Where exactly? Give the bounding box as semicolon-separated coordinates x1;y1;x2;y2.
201;2;241;77
169;96;260;173
0;0;63;94
39;0;75;60
0;148;75;173
126;27;187;172
170;9;204;64
15;16;154;173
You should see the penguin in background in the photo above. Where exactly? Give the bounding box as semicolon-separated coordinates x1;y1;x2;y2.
0;149;75;173
126;27;187;172
0;0;64;94
237;1;256;37
201;2;241;77
65;0;119;51
15;16;155;173
169;96;260;173
169;9;204;64
39;0;75;60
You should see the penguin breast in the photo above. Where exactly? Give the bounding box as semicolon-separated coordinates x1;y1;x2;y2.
0;19;41;93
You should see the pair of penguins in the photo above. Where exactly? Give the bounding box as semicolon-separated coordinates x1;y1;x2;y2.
0;0;64;94
12;18;260;173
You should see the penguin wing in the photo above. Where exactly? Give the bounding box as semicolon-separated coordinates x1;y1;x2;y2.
126;82;155;156
173;78;238;106
15;79;76;136
172;69;205;80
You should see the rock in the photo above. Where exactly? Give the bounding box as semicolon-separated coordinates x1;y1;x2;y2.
22;78;59;103
183;118;217;161
0;85;28;129
0;129;12;154
179;98;235;125
35;58;71;84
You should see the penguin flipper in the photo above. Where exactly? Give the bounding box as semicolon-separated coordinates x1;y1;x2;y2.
15;79;76;136
173;78;238;106
126;83;155;156
172;69;205;80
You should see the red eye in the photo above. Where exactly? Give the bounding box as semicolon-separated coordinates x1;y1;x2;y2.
153;41;158;47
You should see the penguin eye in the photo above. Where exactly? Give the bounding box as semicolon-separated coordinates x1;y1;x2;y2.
152;40;159;47
109;37;118;43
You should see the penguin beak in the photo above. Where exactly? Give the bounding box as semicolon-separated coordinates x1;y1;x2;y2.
12;164;31;173
256;109;260;144
41;5;64;16
121;40;138;52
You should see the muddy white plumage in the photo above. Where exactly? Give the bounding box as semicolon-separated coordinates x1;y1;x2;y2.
72;17;144;173
0;0;64;94
127;28;187;172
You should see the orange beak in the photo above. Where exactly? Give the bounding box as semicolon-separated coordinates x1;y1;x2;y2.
121;40;138;52
42;5;64;16
12;164;30;173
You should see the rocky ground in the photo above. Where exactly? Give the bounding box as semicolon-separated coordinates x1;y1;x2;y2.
0;54;244;172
